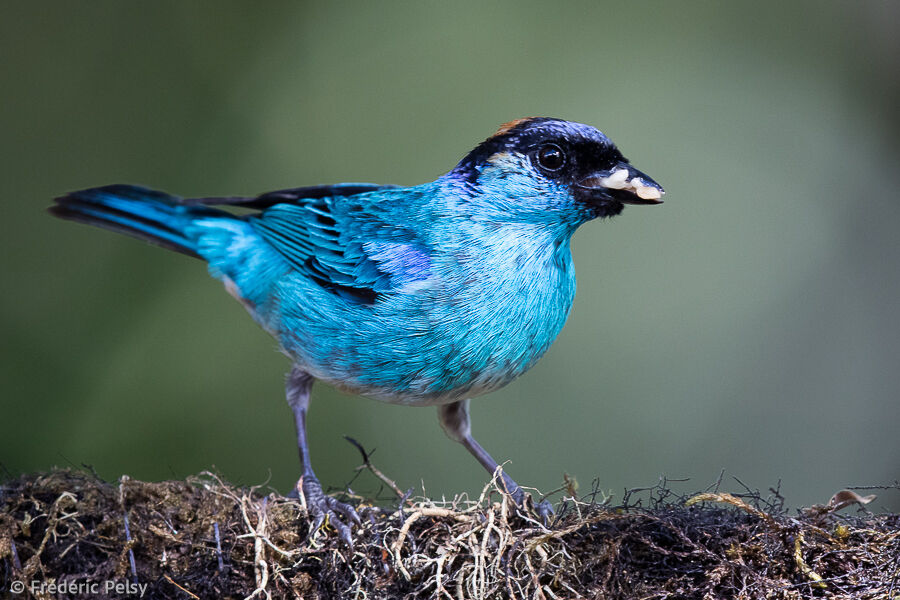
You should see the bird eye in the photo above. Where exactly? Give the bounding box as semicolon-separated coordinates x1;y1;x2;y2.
536;144;565;172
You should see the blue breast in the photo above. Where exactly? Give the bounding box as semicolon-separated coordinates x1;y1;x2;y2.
271;220;577;405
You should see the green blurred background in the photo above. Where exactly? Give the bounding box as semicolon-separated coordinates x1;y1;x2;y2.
2;2;898;511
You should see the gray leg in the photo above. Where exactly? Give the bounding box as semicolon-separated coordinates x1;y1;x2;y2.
287;366;360;544
438;399;553;519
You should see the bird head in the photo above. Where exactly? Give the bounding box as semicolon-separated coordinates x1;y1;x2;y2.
447;117;664;227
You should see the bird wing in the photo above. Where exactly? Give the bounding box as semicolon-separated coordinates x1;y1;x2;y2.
243;190;432;303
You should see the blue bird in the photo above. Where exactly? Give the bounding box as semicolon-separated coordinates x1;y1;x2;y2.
50;117;663;542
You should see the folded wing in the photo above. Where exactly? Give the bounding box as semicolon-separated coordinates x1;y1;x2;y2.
198;184;432;304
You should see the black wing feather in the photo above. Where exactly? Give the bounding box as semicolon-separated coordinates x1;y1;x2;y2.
184;183;397;210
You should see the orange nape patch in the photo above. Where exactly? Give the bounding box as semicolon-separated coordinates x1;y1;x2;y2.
491;117;542;138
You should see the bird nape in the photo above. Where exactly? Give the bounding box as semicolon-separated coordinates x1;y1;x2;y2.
50;117;664;544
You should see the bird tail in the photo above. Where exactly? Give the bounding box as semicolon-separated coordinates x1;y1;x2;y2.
49;184;229;259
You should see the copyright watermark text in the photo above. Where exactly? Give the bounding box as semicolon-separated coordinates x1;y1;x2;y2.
9;579;148;597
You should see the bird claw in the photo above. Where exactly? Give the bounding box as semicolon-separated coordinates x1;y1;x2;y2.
506;482;555;525
299;476;361;546
534;499;555;526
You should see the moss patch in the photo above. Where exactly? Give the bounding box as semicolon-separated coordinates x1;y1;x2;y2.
1;470;898;599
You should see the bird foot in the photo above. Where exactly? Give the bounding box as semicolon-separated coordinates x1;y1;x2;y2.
507;482;554;526
534;499;555;525
296;475;361;546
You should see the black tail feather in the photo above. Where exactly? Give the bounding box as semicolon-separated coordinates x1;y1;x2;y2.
49;185;202;258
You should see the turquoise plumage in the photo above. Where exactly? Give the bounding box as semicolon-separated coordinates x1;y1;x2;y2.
51;117;664;543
